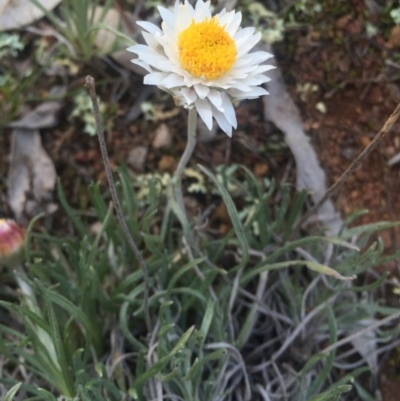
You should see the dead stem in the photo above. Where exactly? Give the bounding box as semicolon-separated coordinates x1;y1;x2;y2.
294;102;400;233
321;310;400;355
85;75;152;334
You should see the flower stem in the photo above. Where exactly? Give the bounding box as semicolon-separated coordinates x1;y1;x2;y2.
174;108;197;212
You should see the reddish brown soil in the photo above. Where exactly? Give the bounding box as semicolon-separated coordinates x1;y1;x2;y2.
281;12;400;399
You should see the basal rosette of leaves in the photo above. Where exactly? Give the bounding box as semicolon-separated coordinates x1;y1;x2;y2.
1;167;398;401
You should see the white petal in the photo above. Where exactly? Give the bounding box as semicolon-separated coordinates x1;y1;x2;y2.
237;52;273;67
195;98;213;130
247;51;274;65
252;65;276;75
194;0;205;11
142;32;162;51
131;53;162;66
194;84;210;99
130;59;153;73
229;86;269;99
225;12;242;37
217;10;235;28
234;83;253;92
144;72;169;85
170;90;186;106
233;55;256;68
136;53;169;68
243;75;270;85
181;87;198;104
237;32;262;57
128;44;158;55
216;70;248;83
183;0;195;15
158;5;176;31
212;106;233;136
173;0;180;14
136;21;162;35
162;73;184;88
175;2;195;33
221;92;237;128
162;27;180;57
126;44;141;54
218;8;226;18
183;74;197;87
234;27;255;44
207;90;223;110
194;0;212;21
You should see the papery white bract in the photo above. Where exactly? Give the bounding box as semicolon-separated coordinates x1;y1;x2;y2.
128;0;274;137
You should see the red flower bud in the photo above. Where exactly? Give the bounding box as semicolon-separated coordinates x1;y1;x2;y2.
0;219;25;268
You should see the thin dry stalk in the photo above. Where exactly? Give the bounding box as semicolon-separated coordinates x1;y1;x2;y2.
321;310;400;355
85;75;152;334
295;102;400;232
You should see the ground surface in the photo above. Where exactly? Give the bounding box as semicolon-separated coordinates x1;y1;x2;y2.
1;1;400;399
280;10;400;400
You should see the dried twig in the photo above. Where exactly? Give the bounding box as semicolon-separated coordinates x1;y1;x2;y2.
294;102;400;233
85;75;152;334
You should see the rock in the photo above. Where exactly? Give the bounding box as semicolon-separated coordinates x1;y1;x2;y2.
253;163;269;177
152;123;171;149
127;146;148;172
158;155;176;172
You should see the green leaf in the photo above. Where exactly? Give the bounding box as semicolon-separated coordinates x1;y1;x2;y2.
36;281;75;397
241;260;355;285
263;235;358;265
342;221;400;239
57;179;87;236
199;165;249;272
353;382;376;401
183;357;199;381
298;354;328;400
308;306;337;396
156;367;179;382
283;189;309;241
307;384;352;401
305;261;356;280
183;348;227;381
199;299;214;347
342;271;389;292
167;257;206;291
119;284;147;351
36;388;58;401
24;213;45;265
130;326;195;391
4;382;22;401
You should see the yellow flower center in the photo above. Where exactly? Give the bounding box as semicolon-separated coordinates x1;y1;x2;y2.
178;17;236;80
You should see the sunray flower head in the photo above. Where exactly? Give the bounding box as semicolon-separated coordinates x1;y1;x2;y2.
128;0;274;137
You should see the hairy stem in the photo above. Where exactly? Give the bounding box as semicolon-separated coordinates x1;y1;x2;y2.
174;107;197;212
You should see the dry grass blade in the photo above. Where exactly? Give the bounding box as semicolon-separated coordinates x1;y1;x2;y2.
85;75;152;334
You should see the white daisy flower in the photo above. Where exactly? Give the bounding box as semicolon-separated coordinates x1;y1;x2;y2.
127;0;274;137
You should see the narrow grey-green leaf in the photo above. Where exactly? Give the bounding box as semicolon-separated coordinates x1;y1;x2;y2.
4;383;22;401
